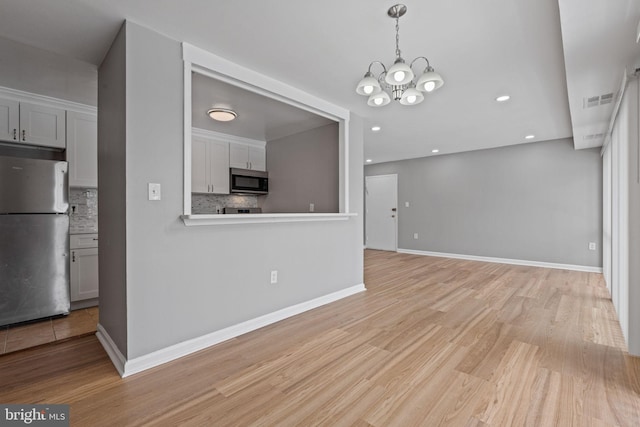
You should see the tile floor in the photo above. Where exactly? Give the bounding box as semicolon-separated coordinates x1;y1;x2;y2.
0;307;98;355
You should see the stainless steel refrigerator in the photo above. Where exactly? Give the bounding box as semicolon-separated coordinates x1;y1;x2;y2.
0;155;70;326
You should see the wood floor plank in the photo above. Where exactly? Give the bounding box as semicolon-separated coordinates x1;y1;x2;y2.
474;340;540;426
0;250;638;426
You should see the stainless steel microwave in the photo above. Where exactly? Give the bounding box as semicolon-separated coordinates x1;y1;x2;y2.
230;168;269;195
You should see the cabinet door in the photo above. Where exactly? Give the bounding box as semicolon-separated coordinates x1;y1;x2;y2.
70;248;99;301
229;144;249;169
210;140;230;194
191;136;210;193
0;98;19;143
67;111;98;187
19;102;66;149
248;146;266;171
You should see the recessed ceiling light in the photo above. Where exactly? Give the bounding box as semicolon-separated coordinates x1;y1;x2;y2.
432;149;439;153
207;108;237;122
496;95;510;102
371;126;381;132
525;134;535;140
366;159;373;163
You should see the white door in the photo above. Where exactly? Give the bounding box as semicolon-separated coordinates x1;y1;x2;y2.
366;174;398;251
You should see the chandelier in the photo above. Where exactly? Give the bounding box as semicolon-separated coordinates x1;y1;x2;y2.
355;4;444;107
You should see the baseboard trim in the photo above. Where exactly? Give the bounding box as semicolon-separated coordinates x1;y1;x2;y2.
118;284;366;377
96;324;126;377
397;249;603;273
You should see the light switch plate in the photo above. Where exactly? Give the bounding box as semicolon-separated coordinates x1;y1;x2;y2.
148;183;161;201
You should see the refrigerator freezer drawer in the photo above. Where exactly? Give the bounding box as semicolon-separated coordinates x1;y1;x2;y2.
0;156;68;214
0;214;70;326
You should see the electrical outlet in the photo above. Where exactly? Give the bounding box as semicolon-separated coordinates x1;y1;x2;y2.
588;242;597;251
413;233;419;239
405;202;410;207
309;203;315;212
270;270;278;284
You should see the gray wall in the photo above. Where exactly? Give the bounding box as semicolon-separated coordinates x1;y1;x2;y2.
262;123;339;213
0;36;97;106
366;138;602;267
627;79;640;355
98;24;128;356
100;22;363;360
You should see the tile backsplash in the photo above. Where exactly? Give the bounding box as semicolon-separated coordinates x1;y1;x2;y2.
70;188;98;234
192;194;258;214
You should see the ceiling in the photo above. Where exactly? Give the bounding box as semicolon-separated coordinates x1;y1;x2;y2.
0;0;638;163
191;73;333;142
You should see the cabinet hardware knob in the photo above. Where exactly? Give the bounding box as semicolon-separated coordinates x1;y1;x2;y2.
13;129;16;140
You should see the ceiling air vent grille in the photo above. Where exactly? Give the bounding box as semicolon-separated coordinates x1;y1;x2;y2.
583;133;605;140
583;93;614;108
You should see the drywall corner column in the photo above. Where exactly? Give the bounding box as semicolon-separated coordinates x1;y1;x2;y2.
349;113;365;278
97;23;128;356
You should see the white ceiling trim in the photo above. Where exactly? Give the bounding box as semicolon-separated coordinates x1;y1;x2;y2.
182;43;349;122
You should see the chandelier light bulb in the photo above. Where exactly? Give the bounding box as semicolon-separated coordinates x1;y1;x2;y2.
424;81;436;92
393;71;405;82
399;87;424;105
374;98;383;105
363;85;374;95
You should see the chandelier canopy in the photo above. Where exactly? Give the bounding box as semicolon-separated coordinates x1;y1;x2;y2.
355;4;444;107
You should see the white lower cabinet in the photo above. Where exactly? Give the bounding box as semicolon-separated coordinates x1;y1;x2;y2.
70;234;99;302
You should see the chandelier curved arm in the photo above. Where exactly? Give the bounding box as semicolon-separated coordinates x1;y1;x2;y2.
367;61;388;75
409;56;432;73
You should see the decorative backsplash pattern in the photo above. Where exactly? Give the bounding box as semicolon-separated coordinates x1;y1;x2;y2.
70;188;98;234
192;194;258;214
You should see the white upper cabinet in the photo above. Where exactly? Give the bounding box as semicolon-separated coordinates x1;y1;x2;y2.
0;98;19;142
192;135;230;194
18;102;66;149
230;143;266;171
67;111;98;187
192;136;210;193
0;97;66;149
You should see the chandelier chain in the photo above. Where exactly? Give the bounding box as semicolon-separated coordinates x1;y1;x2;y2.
395;17;401;59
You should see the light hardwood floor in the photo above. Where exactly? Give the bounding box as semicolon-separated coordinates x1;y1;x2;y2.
1;250;638;426
0;307;98;354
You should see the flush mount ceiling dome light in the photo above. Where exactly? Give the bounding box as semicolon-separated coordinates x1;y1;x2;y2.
207;108;238;122
356;4;444;107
